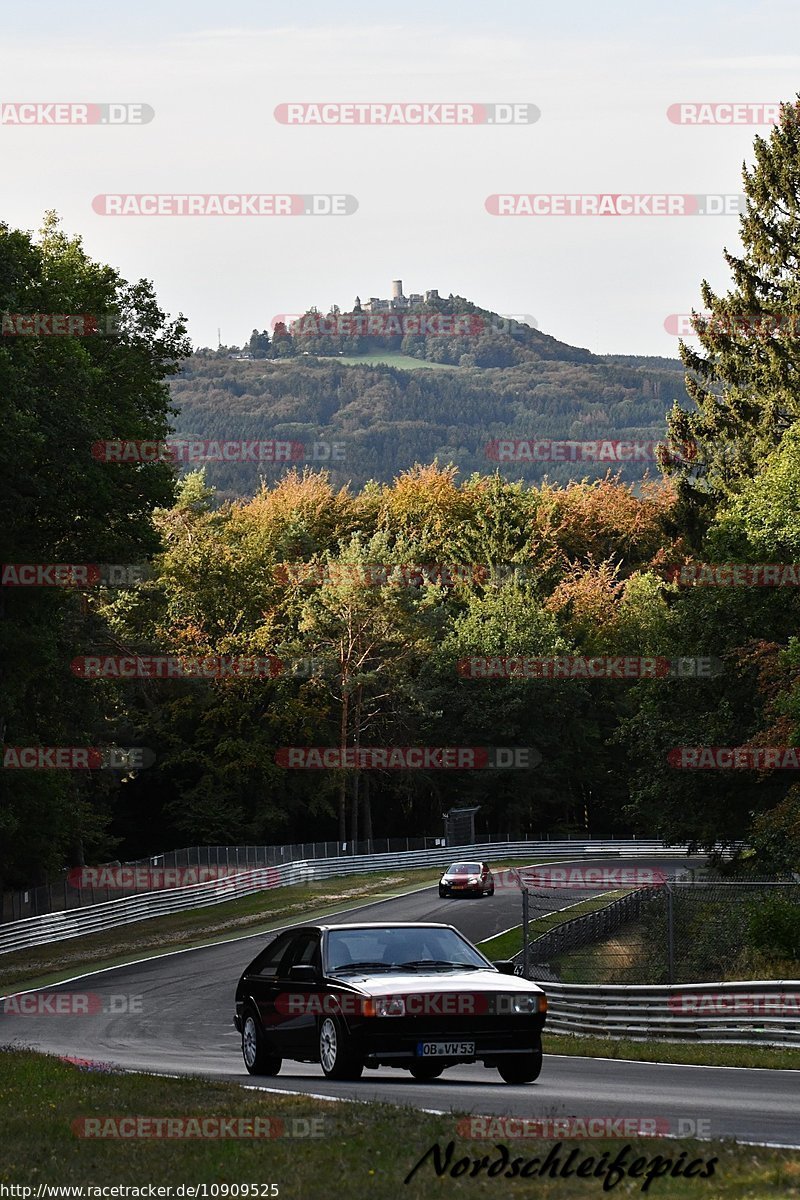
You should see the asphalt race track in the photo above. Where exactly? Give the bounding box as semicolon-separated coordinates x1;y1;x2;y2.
2;858;798;1149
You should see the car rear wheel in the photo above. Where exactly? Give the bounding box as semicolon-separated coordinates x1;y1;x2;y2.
241;1011;282;1076
487;883;495;896
409;1061;444;1081
497;1049;542;1084
319;1015;364;1080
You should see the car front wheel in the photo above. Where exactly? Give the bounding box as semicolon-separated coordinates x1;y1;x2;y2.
438;886;447;898
241;1010;282;1076
409;1061;444;1081
497;1049;543;1084
319;1015;364;1080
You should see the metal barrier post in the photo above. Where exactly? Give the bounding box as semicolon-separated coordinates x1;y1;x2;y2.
667;882;675;984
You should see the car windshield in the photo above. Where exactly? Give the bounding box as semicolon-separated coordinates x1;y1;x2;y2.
447;863;481;874
325;926;489;974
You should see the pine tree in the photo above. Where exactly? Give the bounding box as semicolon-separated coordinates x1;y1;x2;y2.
664;97;800;537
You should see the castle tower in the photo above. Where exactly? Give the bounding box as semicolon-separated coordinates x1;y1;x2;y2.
391;280;404;300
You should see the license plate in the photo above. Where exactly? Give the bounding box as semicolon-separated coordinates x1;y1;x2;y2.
417;1040;475;1057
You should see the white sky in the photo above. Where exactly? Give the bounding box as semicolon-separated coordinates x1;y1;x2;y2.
2;0;799;355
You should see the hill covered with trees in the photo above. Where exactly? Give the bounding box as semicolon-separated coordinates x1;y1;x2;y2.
172;328;689;497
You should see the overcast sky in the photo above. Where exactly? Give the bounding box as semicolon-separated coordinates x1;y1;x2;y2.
2;0;799;356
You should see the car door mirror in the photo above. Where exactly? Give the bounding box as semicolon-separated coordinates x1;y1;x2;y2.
288;963;319;983
492;960;517;975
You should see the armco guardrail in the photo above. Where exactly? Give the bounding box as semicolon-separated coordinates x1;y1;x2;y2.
523;979;800;1048
5;832;696;922
0;840;700;955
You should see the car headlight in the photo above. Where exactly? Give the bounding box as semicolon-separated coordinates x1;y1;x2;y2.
363;995;406;1017
511;994;543;1014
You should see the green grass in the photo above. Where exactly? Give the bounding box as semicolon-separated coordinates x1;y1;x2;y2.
331;352;457;370
477;890;631;961
543;1032;800;1070
1;1050;799;1196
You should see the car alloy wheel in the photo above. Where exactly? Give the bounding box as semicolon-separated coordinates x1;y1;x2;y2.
319;1015;363;1080
241;1010;281;1076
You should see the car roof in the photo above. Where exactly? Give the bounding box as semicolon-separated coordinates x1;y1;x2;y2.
269;921;458;933
320;921;455;931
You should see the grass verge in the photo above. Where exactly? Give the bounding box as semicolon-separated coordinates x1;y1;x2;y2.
543;1032;800;1071
0;1050;798;1196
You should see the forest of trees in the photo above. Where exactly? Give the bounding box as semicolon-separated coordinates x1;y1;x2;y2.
170;352;688;496
5;101;800;888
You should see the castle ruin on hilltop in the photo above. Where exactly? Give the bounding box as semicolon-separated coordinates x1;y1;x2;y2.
356;281;440;314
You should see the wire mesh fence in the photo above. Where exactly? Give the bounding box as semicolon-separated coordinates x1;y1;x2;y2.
522;879;800;985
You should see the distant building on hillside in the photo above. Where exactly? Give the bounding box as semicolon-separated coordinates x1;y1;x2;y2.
359;281;439;314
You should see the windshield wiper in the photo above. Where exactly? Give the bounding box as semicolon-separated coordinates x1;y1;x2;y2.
395;959;482;971
329;960;394;974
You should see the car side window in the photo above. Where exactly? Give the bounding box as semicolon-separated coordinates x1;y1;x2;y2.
283;932;321;973
249;931;295;977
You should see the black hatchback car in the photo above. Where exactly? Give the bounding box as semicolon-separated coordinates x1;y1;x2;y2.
234;922;546;1084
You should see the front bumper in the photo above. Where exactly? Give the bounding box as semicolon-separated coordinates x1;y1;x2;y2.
349;1014;545;1065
